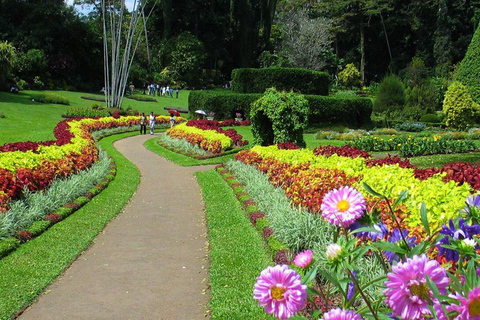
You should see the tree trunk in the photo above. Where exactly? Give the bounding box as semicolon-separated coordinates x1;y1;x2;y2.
360;21;365;85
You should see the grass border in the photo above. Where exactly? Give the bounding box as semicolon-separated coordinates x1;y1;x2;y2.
196;169;273;319
0;131;140;320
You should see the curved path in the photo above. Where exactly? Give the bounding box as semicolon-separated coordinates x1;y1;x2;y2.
20;134;212;320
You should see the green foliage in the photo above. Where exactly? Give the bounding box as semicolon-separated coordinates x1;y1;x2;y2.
405;81;437;115
250;88;309;147
443;81;476;130
26;221;51;237
456;23;480;103
231;67;329;95
337;63;361;87
30;93;70;105
188;90;261;120
0;41;17;88
307;95;373;128
65;106;110;118
373;74;406;114
420;113;441;123
16;49;48;85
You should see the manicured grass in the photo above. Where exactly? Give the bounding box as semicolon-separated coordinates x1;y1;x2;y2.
0;132;140;319
0;90;191;145
410;151;480;168
196;170;273;319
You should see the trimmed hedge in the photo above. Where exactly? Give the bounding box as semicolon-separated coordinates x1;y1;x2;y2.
231;68;329;95
189;90;373;128
307;95;373;128
456;23;480;103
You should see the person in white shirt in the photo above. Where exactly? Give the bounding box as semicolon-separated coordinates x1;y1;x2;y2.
149;112;156;134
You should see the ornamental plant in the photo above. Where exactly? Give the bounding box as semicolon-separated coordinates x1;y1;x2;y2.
252;183;480;320
443;81;477;130
250;88;309;147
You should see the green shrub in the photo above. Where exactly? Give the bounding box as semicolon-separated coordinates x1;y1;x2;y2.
65;106;110;117
420;113;441;123
231;67;329;95
307;95;373;128
0;238;20;259
405;82;437;114
250;88;309;147
190;90;373;128
443;81;476;130
456;23;480;103
337;63;361;88
30;93;70;105
56;207;74;218
26;220;51;237
373;74;406;114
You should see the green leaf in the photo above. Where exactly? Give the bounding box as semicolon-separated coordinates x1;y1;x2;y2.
420;202;430;235
374;242;408;254
362;182;383;198
392;190;408;209
303;266;318;285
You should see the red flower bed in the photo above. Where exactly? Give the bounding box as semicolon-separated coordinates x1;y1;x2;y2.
313;145;371;158
186;119;249;147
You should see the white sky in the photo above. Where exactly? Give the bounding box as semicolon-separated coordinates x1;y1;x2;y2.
65;1;136;12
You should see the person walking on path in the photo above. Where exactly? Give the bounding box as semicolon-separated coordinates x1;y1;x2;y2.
149;111;155;135
139;112;147;134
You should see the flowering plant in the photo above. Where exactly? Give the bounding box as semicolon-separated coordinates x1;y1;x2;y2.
208;111;215;116
235;112;242;118
253;183;480;320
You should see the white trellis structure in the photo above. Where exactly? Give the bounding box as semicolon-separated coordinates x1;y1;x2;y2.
101;0;155;108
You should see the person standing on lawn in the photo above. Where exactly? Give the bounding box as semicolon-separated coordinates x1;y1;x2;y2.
149;111;156;135
140;112;147;134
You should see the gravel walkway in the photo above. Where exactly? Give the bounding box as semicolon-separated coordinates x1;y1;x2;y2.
19;133;212;320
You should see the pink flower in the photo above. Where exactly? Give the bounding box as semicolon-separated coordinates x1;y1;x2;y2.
322;308;363;320
293;250;313;268
445;286;480;319
321;186;366;228
384;254;449;320
253;264;307;319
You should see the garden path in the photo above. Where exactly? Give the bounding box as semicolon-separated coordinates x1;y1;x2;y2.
19;133;213;320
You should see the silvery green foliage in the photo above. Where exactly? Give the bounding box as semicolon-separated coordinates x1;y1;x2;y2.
224;159;384;302
278;7;333;71
159;134;207;156
225;159;334;251
0;149;111;239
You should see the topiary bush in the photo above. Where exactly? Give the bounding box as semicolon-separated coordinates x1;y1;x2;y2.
373;74;406;114
250;88;309;147
455;23;480;103
337;63;361;88
443;81;477;130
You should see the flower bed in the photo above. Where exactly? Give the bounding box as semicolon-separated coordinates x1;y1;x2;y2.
165;120;249;155
0;115;173;211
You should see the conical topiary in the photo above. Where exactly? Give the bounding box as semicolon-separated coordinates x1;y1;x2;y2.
455;23;480;103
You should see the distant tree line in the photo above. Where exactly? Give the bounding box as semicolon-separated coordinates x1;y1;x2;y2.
0;0;479;91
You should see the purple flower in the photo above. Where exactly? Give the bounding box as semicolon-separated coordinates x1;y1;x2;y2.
446;286;480;319
383;228;417;264
348;217;388;242
347;271;357;300
321;186;366;228
436;218;480;262
384;254;449;320
322;308;363;320
461;194;480;223
293;250;313;268
253;265;307;319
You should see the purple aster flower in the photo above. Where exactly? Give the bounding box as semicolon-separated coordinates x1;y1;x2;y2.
321;186;366;228
293;250;313;268
253;264;307;319
461;194;480;223
347;270;357;300
436;218;480;262
383;228;417;264
384;254;449;320
322;308;363;320
348;217;388;242
443;286;480;319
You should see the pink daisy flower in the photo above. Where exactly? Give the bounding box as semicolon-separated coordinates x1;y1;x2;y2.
253;264;307;319
322;308;363;320
445;286;480;319
384;254;449;320
293;250;313;268
321;186;366;228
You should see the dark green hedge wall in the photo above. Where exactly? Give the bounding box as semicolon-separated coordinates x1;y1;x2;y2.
189;90;373;128
231;68;330;96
